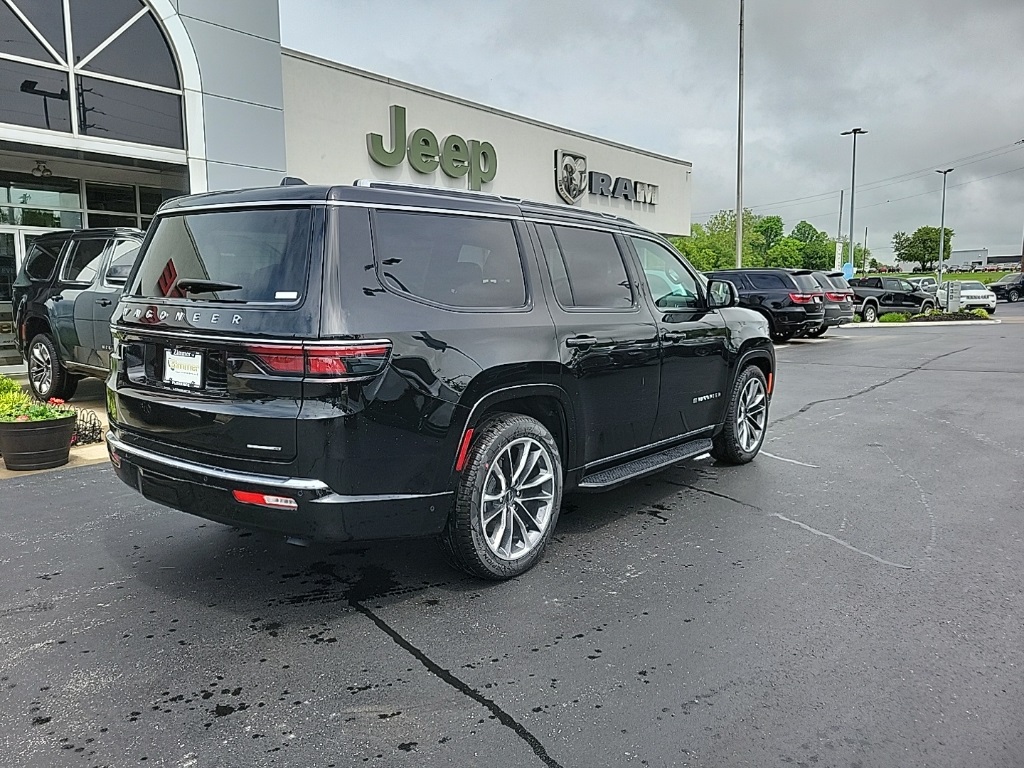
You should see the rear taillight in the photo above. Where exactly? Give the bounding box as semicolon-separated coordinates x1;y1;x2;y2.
245;341;392;379
789;292;817;304
825;291;847;302
232;490;298;510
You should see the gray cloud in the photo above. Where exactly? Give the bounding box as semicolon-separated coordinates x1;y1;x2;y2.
279;0;1024;257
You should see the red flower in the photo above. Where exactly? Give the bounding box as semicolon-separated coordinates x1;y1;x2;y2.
15;414;30;422
48;398;65;405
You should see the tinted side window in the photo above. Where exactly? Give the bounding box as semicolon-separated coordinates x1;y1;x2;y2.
535;224;573;307
748;273;788;290
23;241;63;280
105;240;141;285
62;239;109;283
791;273;821;292
374;211;526;309
882;278;901;291
550;225;633;308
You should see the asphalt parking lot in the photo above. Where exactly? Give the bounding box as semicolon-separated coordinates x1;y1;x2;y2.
2;302;1023;768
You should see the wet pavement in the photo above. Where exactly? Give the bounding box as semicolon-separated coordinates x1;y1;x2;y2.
2;301;1023;767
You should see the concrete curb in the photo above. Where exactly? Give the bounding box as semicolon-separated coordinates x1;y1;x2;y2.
847;319;1000;328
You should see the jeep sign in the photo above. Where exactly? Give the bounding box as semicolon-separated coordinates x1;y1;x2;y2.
367;104;498;191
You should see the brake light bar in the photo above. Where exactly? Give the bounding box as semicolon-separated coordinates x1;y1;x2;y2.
232;490;298;510
825;291;849;302
245;341;392;379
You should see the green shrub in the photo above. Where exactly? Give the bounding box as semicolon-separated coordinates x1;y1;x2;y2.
878;312;909;323
0;374;20;395
969;308;990;318
0;390;34;419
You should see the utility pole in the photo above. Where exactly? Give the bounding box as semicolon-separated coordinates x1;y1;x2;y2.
936;168;953;285
835;189;844;270
734;0;745;268
862;226;868;274
841;128;867;269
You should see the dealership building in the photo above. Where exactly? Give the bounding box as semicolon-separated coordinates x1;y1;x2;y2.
0;0;692;365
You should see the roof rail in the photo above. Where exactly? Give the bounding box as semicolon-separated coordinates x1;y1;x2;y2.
352;179;635;225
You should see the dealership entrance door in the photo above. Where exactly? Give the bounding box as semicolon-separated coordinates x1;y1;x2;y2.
0;227;60;366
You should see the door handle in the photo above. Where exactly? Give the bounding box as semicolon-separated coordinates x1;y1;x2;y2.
96;298;113;307
662;330;687;341
565;335;598;348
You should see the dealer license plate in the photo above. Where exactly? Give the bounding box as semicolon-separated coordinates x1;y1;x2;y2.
163;349;203;389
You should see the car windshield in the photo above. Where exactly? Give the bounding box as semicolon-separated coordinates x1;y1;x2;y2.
961;281;986;291
993;275;1017;284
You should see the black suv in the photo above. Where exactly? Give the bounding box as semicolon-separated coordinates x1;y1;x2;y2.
989;273;1024;303
705;268;825;342
13;228;144;400
803;270;855;337
105;182;775;579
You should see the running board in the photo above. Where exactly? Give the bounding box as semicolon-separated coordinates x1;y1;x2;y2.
577;438;714;491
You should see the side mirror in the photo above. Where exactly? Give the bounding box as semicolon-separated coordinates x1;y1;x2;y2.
707;278;738;309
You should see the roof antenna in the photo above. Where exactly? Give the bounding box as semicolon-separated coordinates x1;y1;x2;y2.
280;176;307;186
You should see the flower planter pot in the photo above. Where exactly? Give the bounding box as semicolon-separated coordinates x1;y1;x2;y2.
0;414;76;471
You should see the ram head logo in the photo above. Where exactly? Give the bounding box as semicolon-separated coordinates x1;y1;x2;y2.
555;150;588;205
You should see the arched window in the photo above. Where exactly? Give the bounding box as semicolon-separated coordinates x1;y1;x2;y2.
0;0;184;149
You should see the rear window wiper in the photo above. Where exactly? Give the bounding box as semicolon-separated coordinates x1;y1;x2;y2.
175;278;244;295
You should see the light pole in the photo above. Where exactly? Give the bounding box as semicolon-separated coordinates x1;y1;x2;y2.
841;128;867;270
936;168;953;286
734;0;745;267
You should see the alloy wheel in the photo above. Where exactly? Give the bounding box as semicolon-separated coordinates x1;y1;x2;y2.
479;437;556;561
735;377;767;453
29;340;53;396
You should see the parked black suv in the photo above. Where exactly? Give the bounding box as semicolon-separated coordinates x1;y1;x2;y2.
105;182;775;579
803;270;855;337
13;228;144;400
705;268;825;342
989;273;1024;303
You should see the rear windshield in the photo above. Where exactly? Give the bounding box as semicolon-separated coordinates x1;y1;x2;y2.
128;207;312;303
791;273;821;292
828;275;851;290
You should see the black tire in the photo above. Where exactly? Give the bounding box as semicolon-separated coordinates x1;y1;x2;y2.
27;334;78;401
806;324;828;338
986;306;995;315
920;302;934;313
711;365;769;465
861;304;878;323
440;413;563;580
1008;289;1019;303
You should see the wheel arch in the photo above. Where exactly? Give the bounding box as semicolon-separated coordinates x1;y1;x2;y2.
459;384;577;471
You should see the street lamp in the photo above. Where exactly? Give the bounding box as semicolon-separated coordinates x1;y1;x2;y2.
734;0;745;268
841;128;867;270
936;168;953;286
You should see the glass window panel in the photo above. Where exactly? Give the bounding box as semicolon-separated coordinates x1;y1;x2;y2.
69;0;145;62
86;182;135;213
0;171;81;208
130;208;313;304
373;211;527;309
140;217;152;230
138;187;165;215
0;2;58;63
14;0;67;60
748;273;788;289
0;206;81;228
77;76;183;148
87;212;137;229
62;238;109;283
81;12;180;90
22;239;65;281
535;223;574;307
550;226;633;308
0;59;72;132
631;237;702;310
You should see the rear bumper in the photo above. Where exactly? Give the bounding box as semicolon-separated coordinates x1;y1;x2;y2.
822;305;855;326
106;431;453;541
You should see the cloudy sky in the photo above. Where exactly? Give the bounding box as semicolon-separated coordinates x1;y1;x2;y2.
278;0;1024;260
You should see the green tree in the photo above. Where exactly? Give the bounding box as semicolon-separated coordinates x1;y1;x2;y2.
790;220;834;271
673;208;765;270
753;215;784;259
892;226;953;271
764;236;804;268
